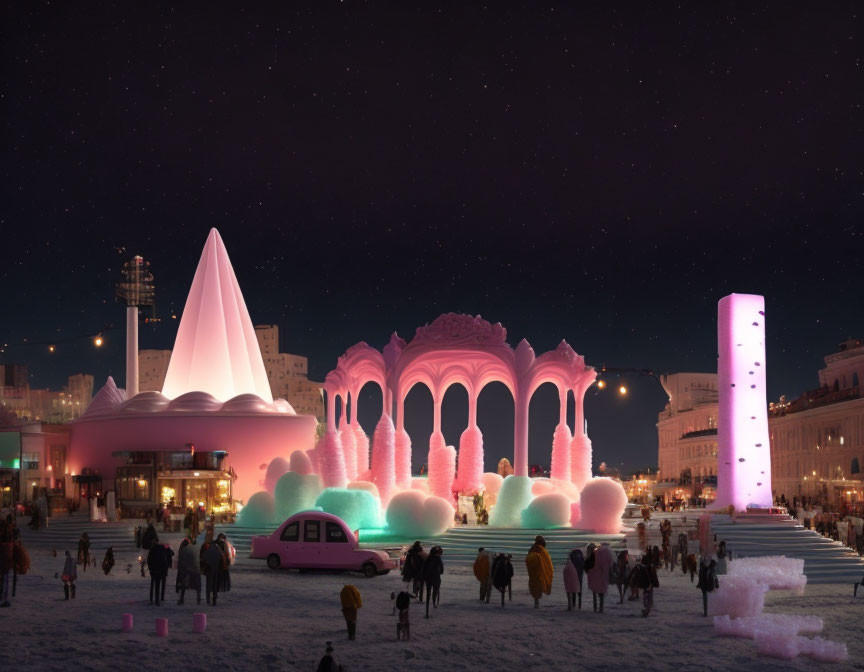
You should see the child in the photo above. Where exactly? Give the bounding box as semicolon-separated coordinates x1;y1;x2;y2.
339;585;362;640
562;549;583;611
62;550;77;600
395;591;411;640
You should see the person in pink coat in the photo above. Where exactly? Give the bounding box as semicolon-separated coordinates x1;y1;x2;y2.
585;542;612;613
562;549;583;611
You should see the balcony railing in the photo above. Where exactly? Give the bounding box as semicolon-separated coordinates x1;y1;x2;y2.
680;428;718;440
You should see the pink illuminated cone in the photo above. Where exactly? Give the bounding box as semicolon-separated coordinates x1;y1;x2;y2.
354;424;370;477
570;433;592;491
162;229;272;402
714;294;773;510
550;422;572;482
342;423;358;481
394;427;412;490
428;431;456;501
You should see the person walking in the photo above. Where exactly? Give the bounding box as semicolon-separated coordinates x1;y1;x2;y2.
402;541;426;601
563;549;582;610
614;550;630;604
316;642;343;671
77;532;91;573
421;546;444;618
716;541;730;574
697;555;718;616
62;550;77;600
11;532;29;600
141;522;158;551
636;554;659;617
676;532;689;574
202;540;226;605
146;541;169;606
491;553;514;607
339;585;362;640
177;538;202;605
525;535;553;609
473;547;492;603
585;542;612;613
101;547;115;575
215;533;232;593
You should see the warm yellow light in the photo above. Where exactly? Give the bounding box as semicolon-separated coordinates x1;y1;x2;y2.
193;472;200;477
93;336;104;347
48;345;55;353
812;470;816;476
618;385;628;395
137;479;147;487
597;380;606;389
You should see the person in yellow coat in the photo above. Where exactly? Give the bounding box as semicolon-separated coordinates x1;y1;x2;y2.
473;547;492;603
339;585;362;640
525;535;553;608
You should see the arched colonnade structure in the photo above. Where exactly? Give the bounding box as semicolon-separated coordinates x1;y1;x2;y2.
319;313;597;506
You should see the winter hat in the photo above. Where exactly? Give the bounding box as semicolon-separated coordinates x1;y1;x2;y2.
534;535;546;547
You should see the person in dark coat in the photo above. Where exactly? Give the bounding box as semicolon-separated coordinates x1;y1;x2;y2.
141;523;158;551
697;556;718;616
77;533;91;573
491;553;514;607
102;547;115;575
635;555;659;617
420;545;443;619
146;542;169;605
62;550;77;600
402;541;426;600
215;534;231;592
202;541;226;605
177;538;202;605
315;642;343;672
614;550;630;604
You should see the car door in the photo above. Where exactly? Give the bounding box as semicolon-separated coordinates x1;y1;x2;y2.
300;518;322;567
322;520;351;568
279;520;300;567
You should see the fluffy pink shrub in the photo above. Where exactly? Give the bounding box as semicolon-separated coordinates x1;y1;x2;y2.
263;457;290;493
411;478;430;493
569;499;581;527
576;477;626;533
318;430;347;488
354;424;370;476
341;424;358;482
289;449;313;475
394;427;413;490
371;414;396;506
428;438;456;501
385;489;454;536
727;556;807;594
481;472;503;496
708;576;768;619
549;478;580;501
796;636;849;663
454;425;484;495
348;480;380;501
713;614;823;639
550;422;572;482
521;492;571;528
570;433;592;490
755;634;799;660
531;479;556;496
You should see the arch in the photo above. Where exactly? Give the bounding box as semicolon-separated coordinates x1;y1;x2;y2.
355;380;384;437
477;381;515;473
833;379;840;392
403;381;434;473
528;381;560;470
441;382;469;448
853;372;860;390
852;457;860;475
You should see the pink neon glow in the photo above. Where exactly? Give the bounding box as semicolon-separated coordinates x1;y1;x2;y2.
550;422;572;482
394;427;412;490
577;477;627;533
162;228;272;402
371;414;396;506
714;293;773;510
428;434;456;500
454;425;484;495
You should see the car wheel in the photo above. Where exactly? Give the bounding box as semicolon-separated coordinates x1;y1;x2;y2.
378;569;390;576
266;554;281;570
361;562;377;578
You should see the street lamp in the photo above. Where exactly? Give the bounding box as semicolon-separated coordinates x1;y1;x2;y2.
618;385;628;396
93;335;104;347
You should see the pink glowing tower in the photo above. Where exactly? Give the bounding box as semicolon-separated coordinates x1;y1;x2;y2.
714;293;773;511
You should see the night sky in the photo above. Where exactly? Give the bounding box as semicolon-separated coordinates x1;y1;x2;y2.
2;3;863;474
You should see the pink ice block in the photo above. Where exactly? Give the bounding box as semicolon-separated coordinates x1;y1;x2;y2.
727;556;807;594
708;576;768;619
155;618;168;637
713;614;823;639
796;636;848;663
193;612;207;633
121;613;133;632
755;634;798;660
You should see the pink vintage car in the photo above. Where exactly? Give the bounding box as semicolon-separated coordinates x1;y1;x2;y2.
250;511;397;578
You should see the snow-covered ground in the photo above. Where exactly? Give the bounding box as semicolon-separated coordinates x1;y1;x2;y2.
3;541;862;672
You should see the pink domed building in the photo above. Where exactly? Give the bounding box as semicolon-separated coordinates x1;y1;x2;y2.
68;229;317;515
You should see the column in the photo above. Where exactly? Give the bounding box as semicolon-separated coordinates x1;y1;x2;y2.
513;388;529;477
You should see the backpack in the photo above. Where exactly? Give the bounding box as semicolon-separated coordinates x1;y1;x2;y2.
395;591;411;611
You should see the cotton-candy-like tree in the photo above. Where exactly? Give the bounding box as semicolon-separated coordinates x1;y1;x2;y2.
371;414;396;506
394;427;412;490
427;431;456;500
454;425;483;495
550;422;572;482
318;430;347;488
354;424;371;479
341;423;358;482
570;433;592;491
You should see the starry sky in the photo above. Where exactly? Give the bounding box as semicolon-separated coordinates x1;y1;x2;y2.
2;3;863;474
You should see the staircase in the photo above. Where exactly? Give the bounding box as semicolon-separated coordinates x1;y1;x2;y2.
710;514;864;584
16;511;140;557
